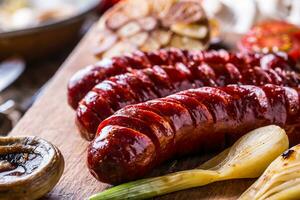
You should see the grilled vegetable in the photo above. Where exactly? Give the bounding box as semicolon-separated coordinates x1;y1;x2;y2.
239;20;300;61
0;136;64;200
95;0;210;58
239;144;300;200
89;125;288;200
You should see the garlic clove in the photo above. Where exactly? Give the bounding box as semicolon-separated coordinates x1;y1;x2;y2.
128;32;149;47
103;41;137;58
170;35;206;50
117;21;142;38
122;0;150;19
94;31;118;57
171;23;208;39
138;16;158;31
161;0;206;27
151;29;173;46
140;37;161;51
106;11;130;30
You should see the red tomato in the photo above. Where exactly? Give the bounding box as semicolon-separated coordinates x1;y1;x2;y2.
239;21;300;61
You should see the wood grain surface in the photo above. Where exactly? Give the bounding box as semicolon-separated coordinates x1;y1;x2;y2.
9;26;255;200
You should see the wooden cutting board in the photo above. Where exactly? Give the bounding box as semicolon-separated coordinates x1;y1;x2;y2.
9;25;255;200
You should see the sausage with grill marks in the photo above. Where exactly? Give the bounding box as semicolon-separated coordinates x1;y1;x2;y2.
68;49;296;109
87;84;300;184
68;48;189;109
77;60;300;140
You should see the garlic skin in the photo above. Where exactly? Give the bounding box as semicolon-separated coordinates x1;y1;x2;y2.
202;0;257;34
255;0;289;20
202;0;300;35
239;144;300;200
287;0;300;26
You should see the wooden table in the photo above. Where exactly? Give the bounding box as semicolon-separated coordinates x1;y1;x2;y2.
9;26;255;200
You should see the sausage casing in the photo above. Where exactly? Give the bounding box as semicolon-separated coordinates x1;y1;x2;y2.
88;84;300;184
77;52;300;140
68;49;295;109
68;49;189;109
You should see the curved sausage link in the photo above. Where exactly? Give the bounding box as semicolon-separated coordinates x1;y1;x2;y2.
68;48;295;109
77;60;300;140
87;84;300;184
68;48;189;109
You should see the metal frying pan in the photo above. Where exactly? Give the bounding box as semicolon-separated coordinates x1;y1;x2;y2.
0;0;99;61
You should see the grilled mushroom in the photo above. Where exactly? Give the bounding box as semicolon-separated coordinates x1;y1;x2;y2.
0;136;64;200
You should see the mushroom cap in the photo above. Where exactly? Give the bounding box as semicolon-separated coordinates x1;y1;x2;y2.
0;136;64;200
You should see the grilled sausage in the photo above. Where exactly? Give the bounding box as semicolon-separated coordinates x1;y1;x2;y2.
87;84;300;184
68;48;296;109
77;58;300;141
68;48;189;109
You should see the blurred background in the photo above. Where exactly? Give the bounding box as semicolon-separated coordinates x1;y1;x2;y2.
0;0;299;134
0;0;119;134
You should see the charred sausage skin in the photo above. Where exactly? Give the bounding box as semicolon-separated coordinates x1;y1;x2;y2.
68;49;189;109
77;53;300;140
68;48;296;109
87;84;300;184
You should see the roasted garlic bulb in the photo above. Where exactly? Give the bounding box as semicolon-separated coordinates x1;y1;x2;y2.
95;0;210;58
0;136;64;200
239;144;300;200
